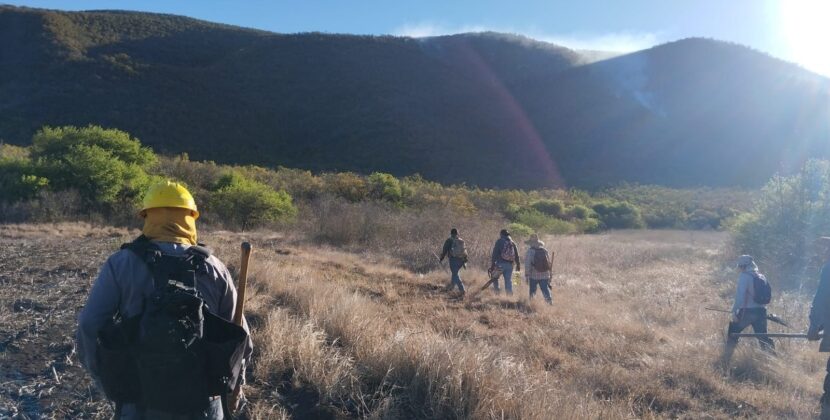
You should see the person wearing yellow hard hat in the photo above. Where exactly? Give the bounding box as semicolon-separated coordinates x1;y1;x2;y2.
77;180;252;419
139;180;200;245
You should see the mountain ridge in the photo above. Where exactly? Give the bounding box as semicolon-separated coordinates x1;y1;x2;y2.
1;6;829;188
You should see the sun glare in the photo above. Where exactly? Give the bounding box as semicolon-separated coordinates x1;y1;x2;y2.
778;0;830;76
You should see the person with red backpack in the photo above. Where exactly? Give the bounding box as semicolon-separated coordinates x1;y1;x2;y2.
524;234;553;305
439;228;468;295
723;254;774;364
490;229;521;295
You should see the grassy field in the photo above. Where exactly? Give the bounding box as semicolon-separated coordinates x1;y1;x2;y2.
0;223;826;418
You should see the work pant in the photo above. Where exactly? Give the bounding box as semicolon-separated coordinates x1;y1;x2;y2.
723;307;774;363
529;278;552;304
492;261;514;295
448;257;466;293
118;398;223;420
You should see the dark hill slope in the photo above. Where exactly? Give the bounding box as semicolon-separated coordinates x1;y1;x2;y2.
522;38;830;186
1;6;829;188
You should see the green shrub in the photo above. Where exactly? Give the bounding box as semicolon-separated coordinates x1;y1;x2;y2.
732;160;830;287
544;218;579;235
325;172;368;202
211;172;297;231
515;208;578;234
643;206;688;229
0;156;48;202
565;204;595;220
29;125;157;209
530;199;564;217
575;217;602;233
238;165;325;200
688;209;721;230
31;125;156;167
592;201;645;229
368;172;403;203
507;222;534;237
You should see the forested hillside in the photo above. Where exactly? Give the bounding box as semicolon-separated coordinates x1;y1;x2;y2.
1;6;829;188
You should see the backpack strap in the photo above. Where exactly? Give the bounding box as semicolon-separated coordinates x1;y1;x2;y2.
121;236;168;292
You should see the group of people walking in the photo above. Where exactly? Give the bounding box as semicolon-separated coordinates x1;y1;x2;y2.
438;228;553;304
74;179;830;418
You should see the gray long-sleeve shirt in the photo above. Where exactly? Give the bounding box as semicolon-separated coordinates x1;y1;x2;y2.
809;262;830;351
731;270;765;314
76;241;253;383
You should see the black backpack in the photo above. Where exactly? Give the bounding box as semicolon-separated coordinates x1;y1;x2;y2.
751;272;772;305
96;236;248;415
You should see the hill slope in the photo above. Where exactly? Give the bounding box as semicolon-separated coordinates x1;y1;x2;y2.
1;6;829;188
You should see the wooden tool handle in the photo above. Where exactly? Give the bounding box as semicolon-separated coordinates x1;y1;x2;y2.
229;242;252;412
233;242;252;326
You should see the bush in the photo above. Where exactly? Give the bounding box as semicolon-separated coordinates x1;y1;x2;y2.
732;160;830;288
575;217;602;233
592;201;645;229
0;157;48;202
29;125;157;209
688;209;720;230
565;204;595;220
530;199;564;218
507;222;534;237
211;172;297;231
368;172;403;203
324;172;368;202
643;206;688;229
514;208;578;234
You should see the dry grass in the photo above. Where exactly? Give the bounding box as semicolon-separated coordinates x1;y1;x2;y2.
1;223;826;419
224;229;825;419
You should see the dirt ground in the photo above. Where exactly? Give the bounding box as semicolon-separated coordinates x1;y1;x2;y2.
1;224;827;419
0;225;129;418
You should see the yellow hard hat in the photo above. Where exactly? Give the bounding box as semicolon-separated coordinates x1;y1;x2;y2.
141;180;199;218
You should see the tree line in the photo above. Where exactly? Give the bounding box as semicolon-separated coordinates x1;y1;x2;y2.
1;125;750;234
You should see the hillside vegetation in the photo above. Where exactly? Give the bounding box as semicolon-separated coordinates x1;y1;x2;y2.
1;125;755;271
1;6;829;188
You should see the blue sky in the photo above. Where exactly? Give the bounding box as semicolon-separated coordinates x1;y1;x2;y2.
6;0;829;75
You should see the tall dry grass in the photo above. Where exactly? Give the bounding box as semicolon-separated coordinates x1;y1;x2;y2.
297;196;511;272
195;229;828;419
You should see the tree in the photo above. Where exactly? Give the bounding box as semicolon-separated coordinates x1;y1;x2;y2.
368;172;402;203
211;172;297;231
29;125;157;209
733;160;830;288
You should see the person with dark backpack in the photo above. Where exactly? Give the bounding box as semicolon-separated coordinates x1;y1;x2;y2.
490;229;521;296
722;255;774;364
439;228;468;295
76;181;253;419
524;234;553;305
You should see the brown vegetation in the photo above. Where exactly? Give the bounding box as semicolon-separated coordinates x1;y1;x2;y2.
0;224;825;418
